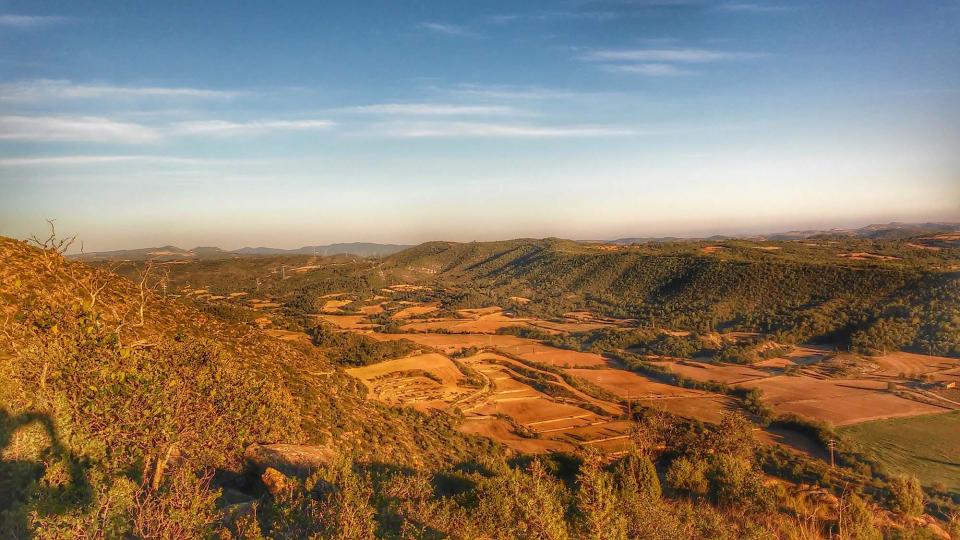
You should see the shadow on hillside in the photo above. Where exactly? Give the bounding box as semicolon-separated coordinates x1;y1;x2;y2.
0;409;91;539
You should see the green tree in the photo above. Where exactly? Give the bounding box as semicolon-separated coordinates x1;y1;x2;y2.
888;475;924;518
575;453;627;540
614;452;661;503
473;460;571;540
839;492;881;540
710;411;757;460
666;457;709;497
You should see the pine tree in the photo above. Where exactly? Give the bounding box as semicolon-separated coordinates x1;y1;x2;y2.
575;453;628;540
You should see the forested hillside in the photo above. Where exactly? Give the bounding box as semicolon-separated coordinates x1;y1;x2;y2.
377;238;960;356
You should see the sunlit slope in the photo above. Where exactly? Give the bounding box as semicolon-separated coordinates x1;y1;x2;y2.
379;238;960;352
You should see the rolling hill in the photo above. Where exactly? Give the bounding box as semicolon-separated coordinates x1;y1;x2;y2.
71;242;410;262
4;234;959;537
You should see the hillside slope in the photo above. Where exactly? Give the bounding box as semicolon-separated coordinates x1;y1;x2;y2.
377;238;960;354
3;235;957;538
0;236;496;537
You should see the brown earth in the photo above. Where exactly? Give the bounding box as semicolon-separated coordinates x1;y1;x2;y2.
738;375;948;425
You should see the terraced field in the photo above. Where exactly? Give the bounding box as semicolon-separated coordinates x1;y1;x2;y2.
330;300;960;456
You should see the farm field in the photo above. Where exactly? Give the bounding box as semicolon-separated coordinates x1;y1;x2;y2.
315;314;378;330
302;290;960;457
869;351;960;381
391;303;439;319
399;311;537;334
782;345;834;365
342;347;631;453
368;331;608;367
565;367;702;399
345;353;469;411
841;412;960;492
663;360;770;384
645;395;739;424
321;298;352;312
738;375;949;425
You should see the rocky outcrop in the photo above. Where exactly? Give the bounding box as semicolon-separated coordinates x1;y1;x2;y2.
244;443;336;478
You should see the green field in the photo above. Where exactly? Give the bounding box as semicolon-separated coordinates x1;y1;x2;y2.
841;411;960;492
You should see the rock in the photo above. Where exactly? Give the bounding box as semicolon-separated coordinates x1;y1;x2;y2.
244;443;336;478
260;467;290;496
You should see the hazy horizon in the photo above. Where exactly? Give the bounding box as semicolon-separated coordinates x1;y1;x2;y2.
37;218;960;255
3;0;959;251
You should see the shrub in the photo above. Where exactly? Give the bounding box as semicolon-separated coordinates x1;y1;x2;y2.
666;457;709;497
839;492;881;540
575;453;628;540
888;475;924;518
614;453;661;503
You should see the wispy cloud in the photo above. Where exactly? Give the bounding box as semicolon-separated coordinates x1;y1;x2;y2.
485;10;621;23
0;115;161;143
580;47;759;63
342;103;523;116
0;79;243;103
0;14;69;28
0;155;218;167
715;3;792;13
419;22;477;37
602;63;690;76
0;115;334;142
171;119;335;137
432;83;596;101
581;46;765;76
372;121;640;138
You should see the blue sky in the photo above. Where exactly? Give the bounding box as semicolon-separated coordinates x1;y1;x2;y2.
1;0;958;250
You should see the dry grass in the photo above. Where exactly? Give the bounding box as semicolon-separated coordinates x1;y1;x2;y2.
321;299;353;312
664;360;770;384
870;351;960;379
346;353;464;386
345;353;469;411
650;395;739;424
739;375;948;425
391;303;439;319
315;314;377;330
368;332;607;367
566;368;700;397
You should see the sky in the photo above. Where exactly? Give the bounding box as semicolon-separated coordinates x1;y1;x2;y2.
1;0;959;251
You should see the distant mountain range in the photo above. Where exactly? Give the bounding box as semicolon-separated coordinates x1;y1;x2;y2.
70;221;959;261
72;242;411;261
604;221;960;245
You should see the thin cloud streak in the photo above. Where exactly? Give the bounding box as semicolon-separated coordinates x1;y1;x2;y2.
342;103;524;116
715;3;793;13
0;14;69;27
581;47;760;63
0;155;239;167
171;119;335;136
431;83;613;101
372;121;641;138
0;115;335;142
0;115;161;143
419;22;477;37
0;79;243;103
603;63;690;76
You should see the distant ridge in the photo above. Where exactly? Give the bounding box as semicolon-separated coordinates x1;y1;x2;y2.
72;242;410;261
604;221;960;245
70;221;959;261
232;243;411;257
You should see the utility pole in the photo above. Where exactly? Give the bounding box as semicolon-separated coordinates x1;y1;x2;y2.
828;439;837;468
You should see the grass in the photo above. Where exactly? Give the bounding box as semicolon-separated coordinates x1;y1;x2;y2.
840;411;960;492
